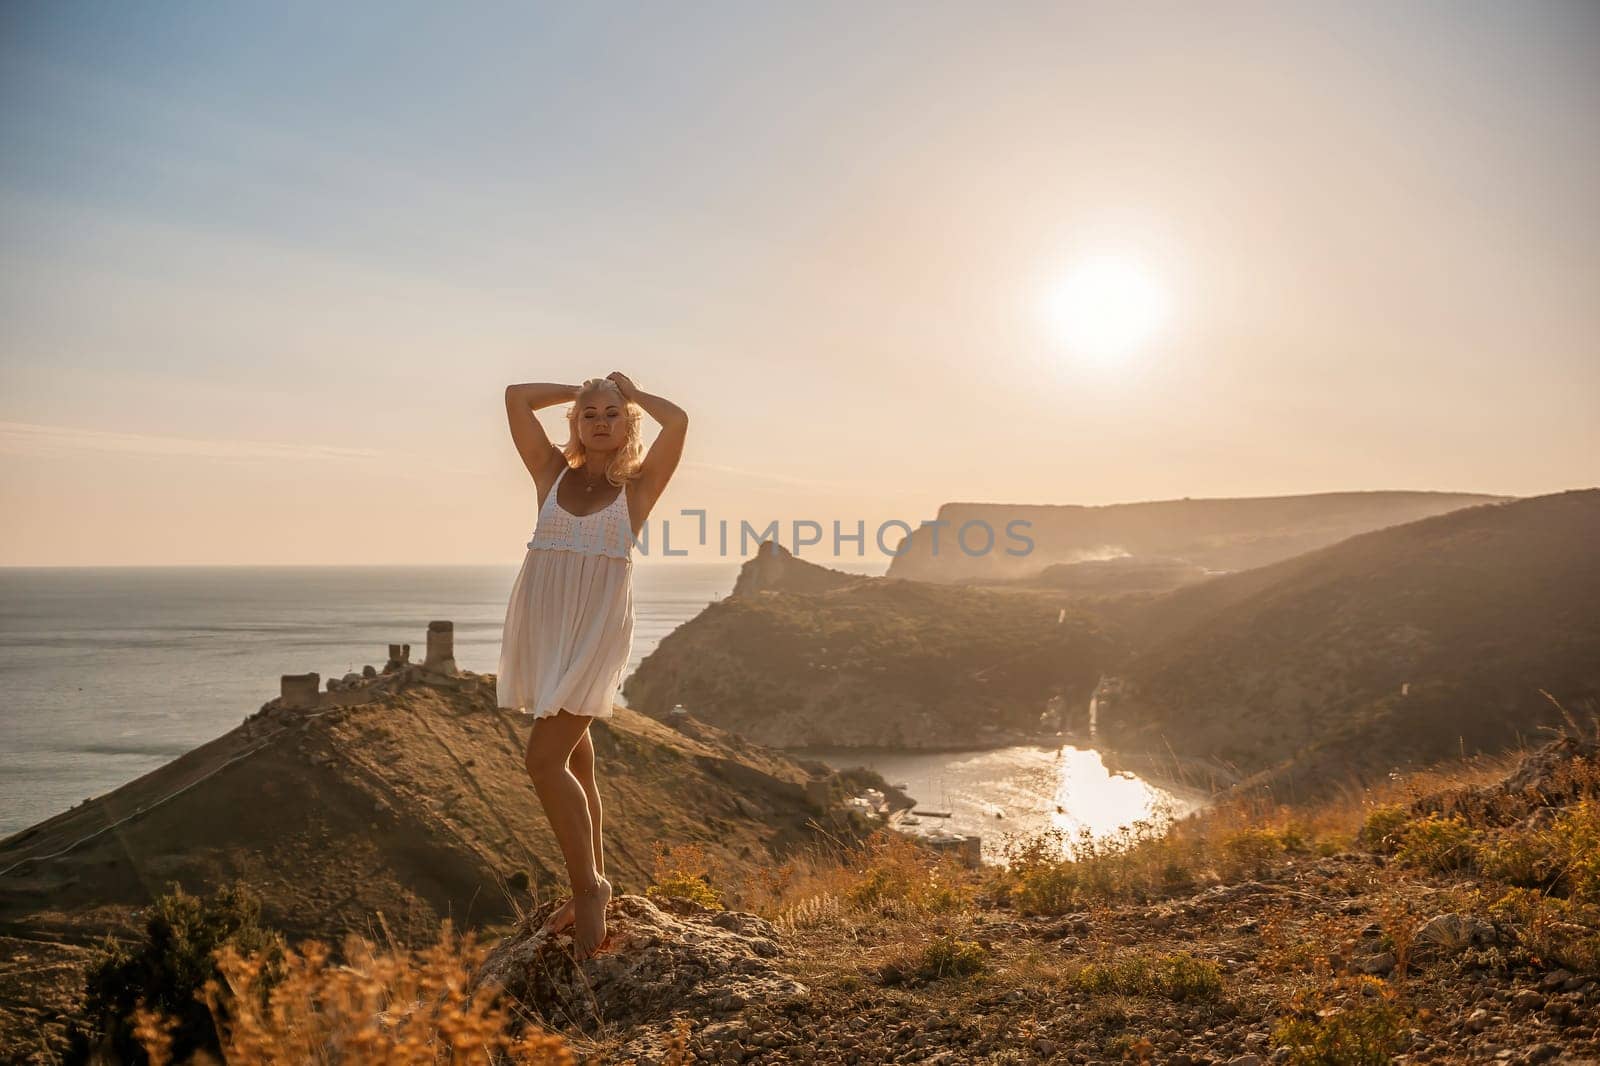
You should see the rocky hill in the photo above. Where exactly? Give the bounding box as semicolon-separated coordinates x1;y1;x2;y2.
1096;489;1600;804
0;648;895;1056
623;550;1118;749
731;539;869;599
886;489;1507;585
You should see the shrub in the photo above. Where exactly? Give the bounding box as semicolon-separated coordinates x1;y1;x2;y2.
1219;828;1282;880
999;828;1084;916
1280;821;1315;855
918;935;986;980
991;818;1209;914
1393;813;1478;872
69;881;285;1066
131;918;576;1065
1486;885;1600;973
842;831;973;918
1547;798;1600;902
879;934;987;985
1068;952;1223;1002
1476;826;1562;892
1358;804;1409;855
645;840;724;910
1469;798;1600;900
1272;975;1408;1066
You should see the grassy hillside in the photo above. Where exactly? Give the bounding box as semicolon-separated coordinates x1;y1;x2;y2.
0;663;887;1055
1099;489;1600;803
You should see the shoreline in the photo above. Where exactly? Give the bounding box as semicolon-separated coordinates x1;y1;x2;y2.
1092;741;1241;806
793;729;1228;787
792;730;1235;813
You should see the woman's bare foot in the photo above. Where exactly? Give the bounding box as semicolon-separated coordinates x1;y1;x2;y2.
573;875;612;959
540;862;606;936
539;896;575;937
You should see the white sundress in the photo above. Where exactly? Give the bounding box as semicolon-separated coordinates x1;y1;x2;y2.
497;467;636;721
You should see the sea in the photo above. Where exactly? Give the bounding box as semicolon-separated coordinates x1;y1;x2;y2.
0;562;1210;852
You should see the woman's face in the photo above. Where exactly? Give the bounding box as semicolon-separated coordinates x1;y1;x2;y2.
576;391;625;453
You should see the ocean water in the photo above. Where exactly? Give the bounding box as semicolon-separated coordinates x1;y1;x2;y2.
0;561;880;838
794;744;1214;866
0;560;1208;852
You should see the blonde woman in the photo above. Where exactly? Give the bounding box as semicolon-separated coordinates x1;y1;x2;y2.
498;371;687;958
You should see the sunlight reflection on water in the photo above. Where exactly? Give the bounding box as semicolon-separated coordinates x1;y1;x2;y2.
793;741;1211;866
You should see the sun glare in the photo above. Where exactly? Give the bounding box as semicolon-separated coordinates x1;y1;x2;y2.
1044;255;1171;362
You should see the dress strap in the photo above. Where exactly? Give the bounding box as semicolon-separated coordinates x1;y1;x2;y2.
542;466;568;512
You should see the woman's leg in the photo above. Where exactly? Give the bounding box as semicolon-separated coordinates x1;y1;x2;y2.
526;710;611;956
539;725;602;935
570;726;605;877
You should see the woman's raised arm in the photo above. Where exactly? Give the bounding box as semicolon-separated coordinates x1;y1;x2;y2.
505;382;577;488
606;372;687;513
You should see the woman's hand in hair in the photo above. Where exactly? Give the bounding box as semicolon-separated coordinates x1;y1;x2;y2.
606;371;639;402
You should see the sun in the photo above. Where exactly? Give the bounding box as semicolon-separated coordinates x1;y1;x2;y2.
1043;254;1171;362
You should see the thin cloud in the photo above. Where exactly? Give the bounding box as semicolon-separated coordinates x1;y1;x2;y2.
0;420;384;463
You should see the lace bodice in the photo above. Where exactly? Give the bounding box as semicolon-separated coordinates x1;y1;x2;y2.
526;468;634;560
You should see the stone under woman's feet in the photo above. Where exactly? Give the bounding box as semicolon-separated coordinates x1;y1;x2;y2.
573;875;612;959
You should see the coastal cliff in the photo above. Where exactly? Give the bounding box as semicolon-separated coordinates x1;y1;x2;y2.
624;545;1118;749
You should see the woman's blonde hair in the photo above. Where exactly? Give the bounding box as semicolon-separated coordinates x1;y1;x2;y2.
561;377;645;486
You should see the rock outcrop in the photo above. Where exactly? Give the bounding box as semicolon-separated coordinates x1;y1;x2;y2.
471;894;807;1060
731;540;866;599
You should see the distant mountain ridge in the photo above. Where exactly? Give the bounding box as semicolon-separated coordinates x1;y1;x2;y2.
885;489;1509;584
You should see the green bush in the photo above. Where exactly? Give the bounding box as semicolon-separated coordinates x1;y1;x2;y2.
1272;977;1407;1066
1220;828;1282;880
879;934;986;985
1069;952;1223;1002
841;832;973;917
68;881;285;1066
1548;799;1600;902
1358;804;1409;854
1486;885;1600;973
918;935;987;980
646;871;724;910
646;840;725;910
1394;813;1479;872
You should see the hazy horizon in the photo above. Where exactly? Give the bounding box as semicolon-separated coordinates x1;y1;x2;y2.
3;1;1596;566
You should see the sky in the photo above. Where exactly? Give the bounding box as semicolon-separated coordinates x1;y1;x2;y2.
1;0;1596;566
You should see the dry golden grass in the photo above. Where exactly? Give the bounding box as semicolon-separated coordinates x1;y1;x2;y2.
725;827;978;927
130;917;576;1066
119;703;1599;1066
